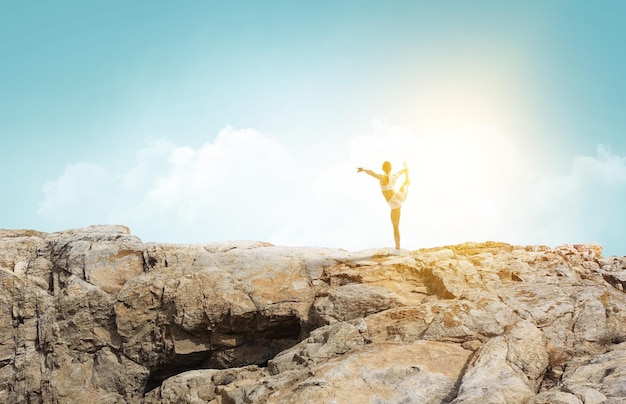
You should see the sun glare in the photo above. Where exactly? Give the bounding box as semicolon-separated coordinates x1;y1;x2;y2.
352;116;527;249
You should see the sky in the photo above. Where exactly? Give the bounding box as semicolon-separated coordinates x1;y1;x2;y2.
2;1;626;256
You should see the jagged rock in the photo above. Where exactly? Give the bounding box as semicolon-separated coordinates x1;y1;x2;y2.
531;391;582;404
450;320;549;403
265;340;472;403
142;366;264;404
0;226;626;403
559;341;626;401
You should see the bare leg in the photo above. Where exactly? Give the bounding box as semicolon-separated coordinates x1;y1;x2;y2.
397;172;410;201
402;165;410;192
390;165;408;250
391;208;401;249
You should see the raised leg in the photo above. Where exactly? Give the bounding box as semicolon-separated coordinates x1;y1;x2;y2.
397;174;410;200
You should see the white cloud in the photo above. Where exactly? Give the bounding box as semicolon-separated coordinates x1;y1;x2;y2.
37;125;626;255
522;144;626;254
114;126;300;242
38;162;115;227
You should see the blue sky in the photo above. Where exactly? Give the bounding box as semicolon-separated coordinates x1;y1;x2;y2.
2;1;626;255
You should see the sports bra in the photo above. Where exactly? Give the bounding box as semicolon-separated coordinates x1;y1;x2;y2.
380;174;396;191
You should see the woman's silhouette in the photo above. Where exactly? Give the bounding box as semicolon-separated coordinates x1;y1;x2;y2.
357;161;410;249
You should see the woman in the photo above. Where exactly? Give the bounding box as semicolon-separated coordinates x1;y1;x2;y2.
357;161;410;250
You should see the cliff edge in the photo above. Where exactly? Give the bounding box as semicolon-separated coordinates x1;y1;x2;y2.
1;225;626;403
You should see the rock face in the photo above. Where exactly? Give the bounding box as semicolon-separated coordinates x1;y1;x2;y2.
1;225;626;403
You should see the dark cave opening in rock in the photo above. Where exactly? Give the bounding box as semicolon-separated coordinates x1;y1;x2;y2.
144;313;304;394
143;350;212;394
203;337;300;369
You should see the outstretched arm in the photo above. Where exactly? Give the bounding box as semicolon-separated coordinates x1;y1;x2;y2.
393;163;409;180
357;167;383;180
392;168;407;180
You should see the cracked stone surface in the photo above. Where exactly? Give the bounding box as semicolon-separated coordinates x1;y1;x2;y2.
1;225;626;403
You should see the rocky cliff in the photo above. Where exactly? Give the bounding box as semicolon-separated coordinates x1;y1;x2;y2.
1;225;626;403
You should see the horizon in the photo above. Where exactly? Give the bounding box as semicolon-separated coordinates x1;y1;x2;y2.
2;1;625;255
